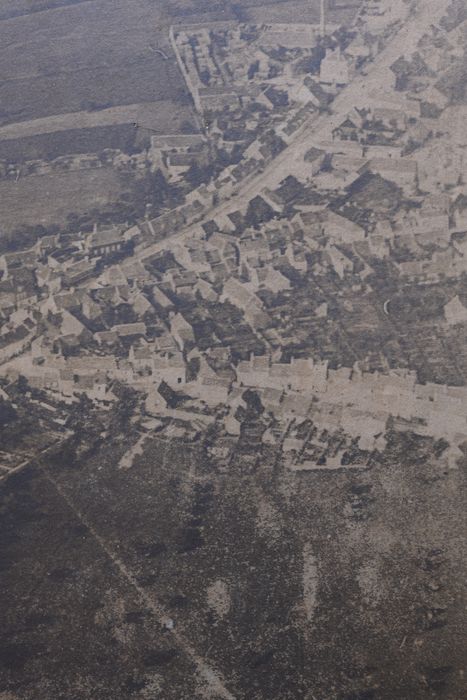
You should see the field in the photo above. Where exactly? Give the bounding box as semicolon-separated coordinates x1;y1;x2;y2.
241;0;357;24
0;102;196;145
0;0;188;126
0;105;197;163
0;466;200;700
0;426;463;699
0;168;129;232
0;0;94;21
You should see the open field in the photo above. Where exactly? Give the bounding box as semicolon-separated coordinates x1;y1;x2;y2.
0;0;93;21
0;104;197;163
0;57;186;126
0;168;128;232
0;124;140;162
241;0;358;24
166;0;359;26
0;428;460;699
0;0;188;126
0;101;196;144
0;466;201;700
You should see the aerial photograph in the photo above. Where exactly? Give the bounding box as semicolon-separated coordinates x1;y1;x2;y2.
0;0;465;698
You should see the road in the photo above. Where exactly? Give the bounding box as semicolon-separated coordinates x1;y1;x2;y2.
125;0;451;266
0;433;73;484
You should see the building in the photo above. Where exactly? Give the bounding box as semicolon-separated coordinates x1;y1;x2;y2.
319;48;350;87
444;296;467;325
87;227;125;257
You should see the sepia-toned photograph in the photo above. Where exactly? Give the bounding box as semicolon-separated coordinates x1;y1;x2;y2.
0;1;465;698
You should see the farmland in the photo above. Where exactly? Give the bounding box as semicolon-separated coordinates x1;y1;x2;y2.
0;0;188;126
0;426;462;699
0;168;129;233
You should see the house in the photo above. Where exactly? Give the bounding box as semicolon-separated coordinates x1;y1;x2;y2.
81;294;101;321
332;109;365;141
284;243;307;272
236;355;328;393
172;241;211;275
345;35;372;60
360;158;417;191
95;330;118;345
0;324;33;364
170;313;195;350
319;48;350;87
131;292;153;317
238;234;272;267
112;322;146;338
410;210;450;248
149;133;207;174
281;393;312;421
245;307;272;330
153;352;186;387
304;147;326;175
60;310;86;337
260;387;283;414
87;227;124;257
121;260;151;286
370;107;407;133
303;78;334;109
196;278;218;302
419;84;450;111
165;269;198;296
195;375;231;406
154;332;178;353
220;277;262;312
324;245;354;279
444;296;467;325
66;356;118;376
250;267;291;292
129;344;154;373
64;260;96;287
323;212;366;244
152;286;175;311
0;281;17;316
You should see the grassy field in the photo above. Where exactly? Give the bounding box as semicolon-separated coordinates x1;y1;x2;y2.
0;0;93;21
7;425;461;700
0;168;129;232
0;102;196;143
166;0;359;25
0;124;141;162
0;0;188;125
0;465;200;700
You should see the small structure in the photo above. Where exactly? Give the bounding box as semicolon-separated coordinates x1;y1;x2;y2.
319;48;349;87
444;296;467;325
87;227;124;257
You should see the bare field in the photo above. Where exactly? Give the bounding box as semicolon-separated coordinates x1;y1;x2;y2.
0;0;189;125
244;0;358;24
0;101;195;142
167;0;358;26
0;0;92;21
0;168;128;232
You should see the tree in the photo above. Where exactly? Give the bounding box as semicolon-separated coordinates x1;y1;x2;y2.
185;161;205;188
0;397;17;428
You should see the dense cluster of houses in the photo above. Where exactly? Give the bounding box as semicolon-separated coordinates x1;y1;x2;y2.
1;0;466;471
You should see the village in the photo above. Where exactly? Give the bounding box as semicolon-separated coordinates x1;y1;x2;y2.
1;0;467;477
